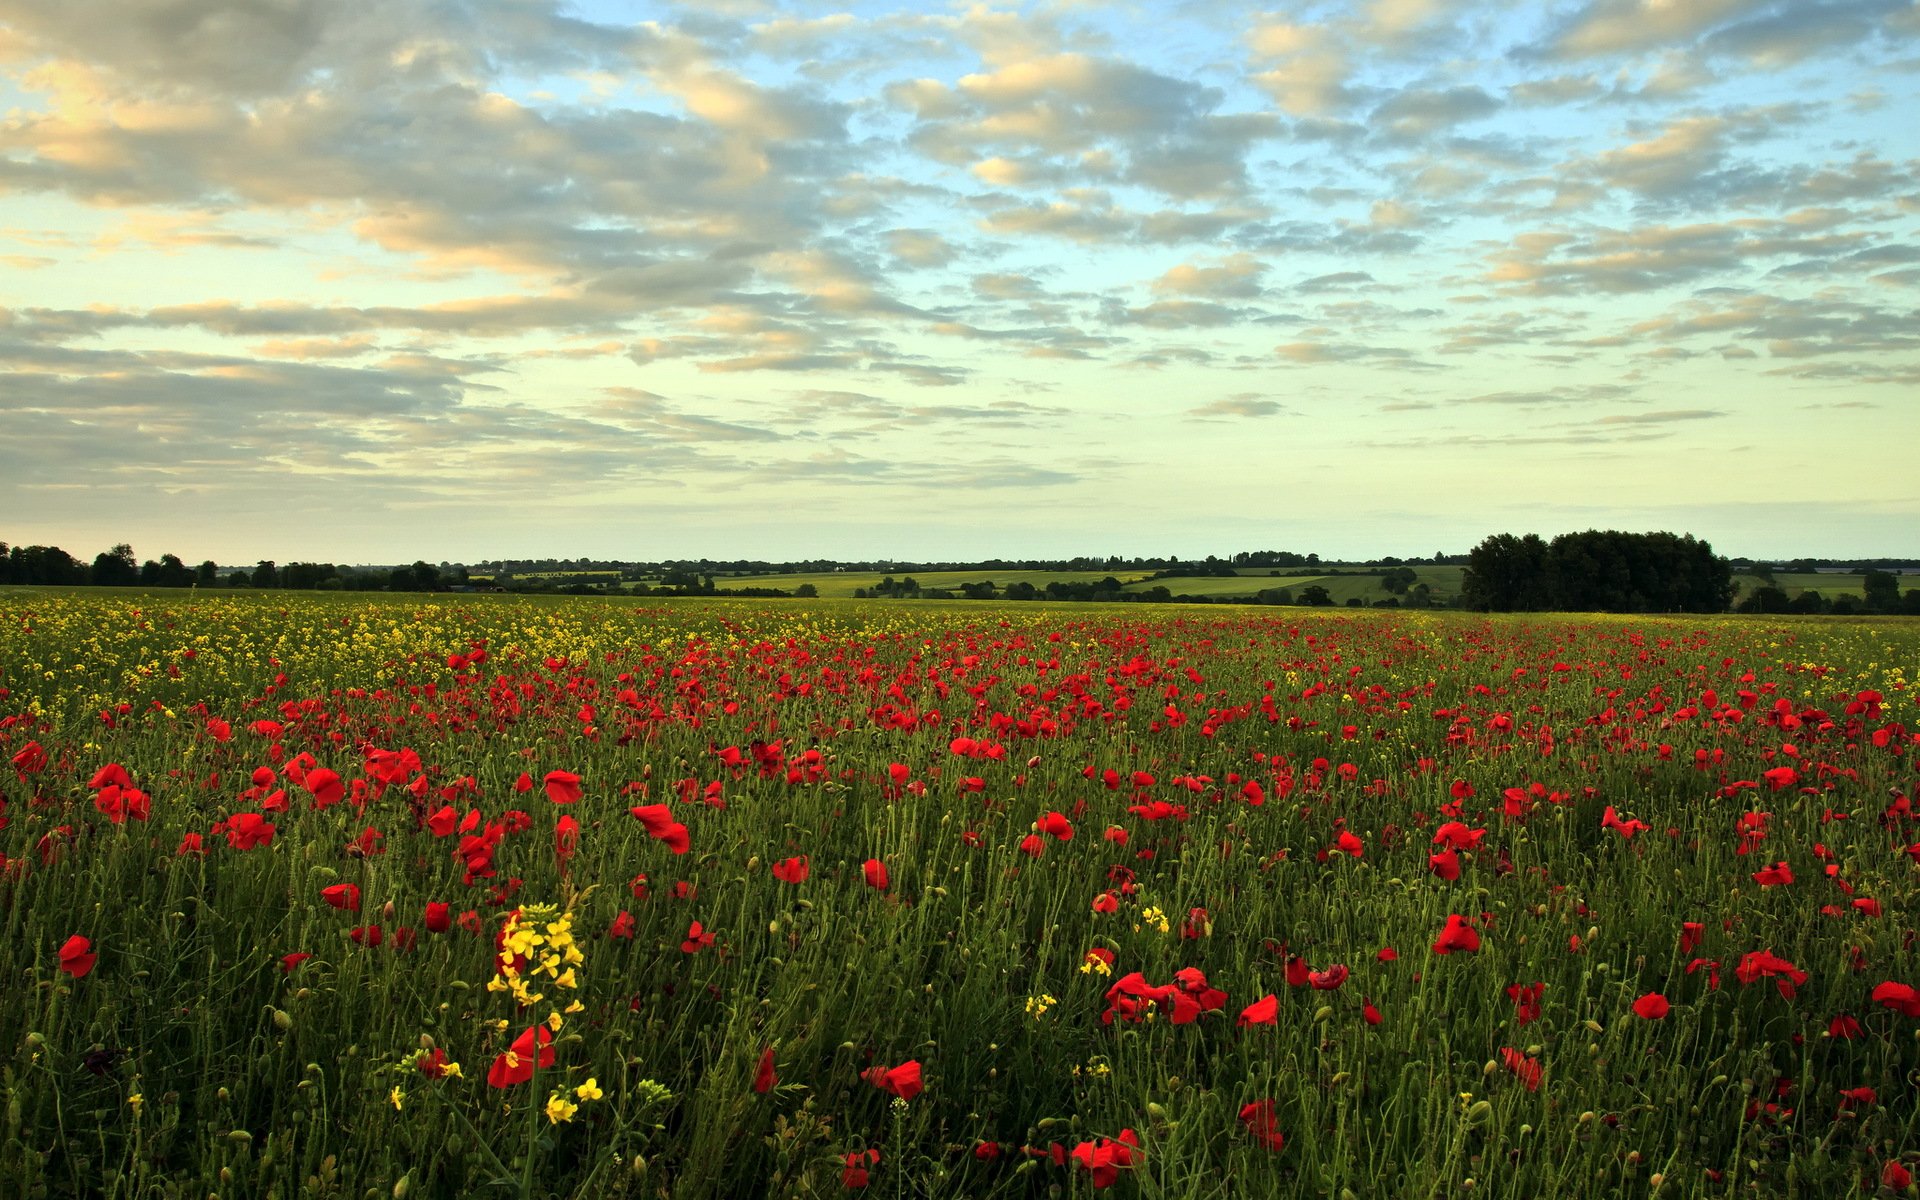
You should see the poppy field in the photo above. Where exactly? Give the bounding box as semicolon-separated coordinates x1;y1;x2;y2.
1;593;1917;1199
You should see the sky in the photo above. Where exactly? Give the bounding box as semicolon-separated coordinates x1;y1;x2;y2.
2;0;1918;567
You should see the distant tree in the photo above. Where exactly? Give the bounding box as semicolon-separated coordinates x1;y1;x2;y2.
9;544;86;585
196;560;218;586
1788;590;1828;615
1380;566;1417;594
1736;586;1790;614
794;583;818;598
1831;593;1862;616
252;560;279;589
1462;533;1550;611
92;543;139;587
155;554;194;588
1904;589;1920;616
1863;569;1901;613
1299;585;1334;607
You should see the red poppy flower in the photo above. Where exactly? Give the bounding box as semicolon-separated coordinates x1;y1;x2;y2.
486;1025;554;1088
753;1046;777;1094
1680;922;1705;953
1069;1128;1140;1188
321;883;361;912
1500;1046;1542;1092
1363;998;1383;1025
58;934;96;978
1884;1161;1912;1190
424;901;451;933
681;921;714;954
1334;830;1364;858
543;770;582;805
1507;983;1544;1025
1873;982;1920;1017
1308;964;1349;990
842;1148;879;1188
1428;848;1461;881
10;741;47;775
224;812;276;850
1238;1100;1286;1151
1632;992;1671;1020
417;1047;456;1079
1735;949;1807;998
863;1060;922;1101
305;768;344;809
1432;914;1481;955
1239;994;1279;1026
771;855;810;884
609;910;635;939
280;951;312;972
1751;861;1793;887
862;859;889;890
630;804;691;855
1035;811;1074;840
1091;891;1119;913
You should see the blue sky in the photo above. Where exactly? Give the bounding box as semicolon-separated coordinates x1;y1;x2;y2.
2;0;1917;565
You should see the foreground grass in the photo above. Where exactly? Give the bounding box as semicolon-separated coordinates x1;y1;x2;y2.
1;593;1916;1198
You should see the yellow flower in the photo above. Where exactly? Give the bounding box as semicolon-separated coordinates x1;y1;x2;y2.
390;1086;405;1111
547;1010;565;1032
128;1092;143;1113
574;1078;603;1102
544;1093;578;1124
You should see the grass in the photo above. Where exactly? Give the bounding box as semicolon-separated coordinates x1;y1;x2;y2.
0;592;1915;1198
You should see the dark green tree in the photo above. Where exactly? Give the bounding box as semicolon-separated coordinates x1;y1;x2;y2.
1462;533;1550;611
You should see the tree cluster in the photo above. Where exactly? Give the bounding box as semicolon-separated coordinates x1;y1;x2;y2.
1462;531;1735;613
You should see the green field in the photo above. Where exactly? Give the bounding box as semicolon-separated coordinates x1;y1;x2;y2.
697;568;1161;597
708;565;1470;603
2;592;1919;1197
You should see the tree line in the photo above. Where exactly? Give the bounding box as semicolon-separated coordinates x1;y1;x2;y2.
1461;530;1919;615
0;542;463;593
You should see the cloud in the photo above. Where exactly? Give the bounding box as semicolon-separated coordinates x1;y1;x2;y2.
1483;214;1876;295
1530;0;1775;60
1370;86;1501;143
1188;395;1288;418
1149;253;1266;298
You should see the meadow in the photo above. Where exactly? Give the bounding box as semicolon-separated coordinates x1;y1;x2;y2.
1;592;1916;1199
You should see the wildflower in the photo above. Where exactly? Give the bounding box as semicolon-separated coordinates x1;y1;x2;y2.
863;859;889;890
320;884;361;912
862;1061;922;1101
753;1047;777;1094
843;1148;879;1188
1239;994;1279;1026
543;770;582;805
771;855;810;883
574;1077;602;1102
1432;914;1481;955
58;935;96;978
389;1086;404;1111
487;1025;554;1088
1632;993;1671;1020
544;1092;578;1123
1069;1128;1141;1188
1239;1100;1286;1150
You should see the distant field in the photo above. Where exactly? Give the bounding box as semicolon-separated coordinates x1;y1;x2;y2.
1124;566;1465;603
696;568;1160;597
1732;572;1887;598
709;565;1468;602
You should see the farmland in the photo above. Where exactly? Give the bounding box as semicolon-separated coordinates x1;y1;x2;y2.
1;593;1917;1198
